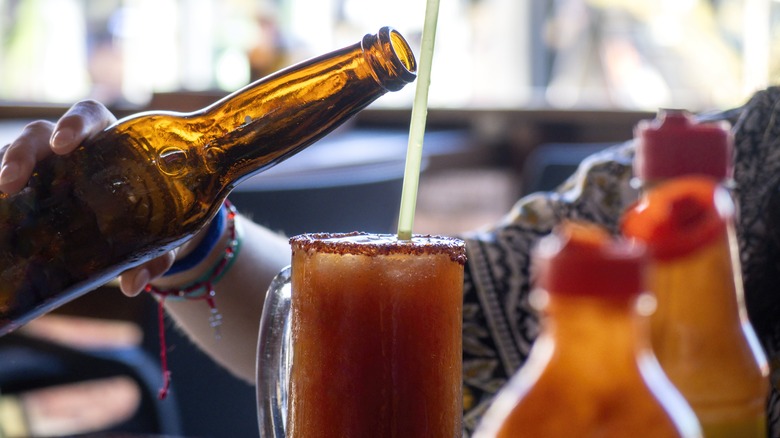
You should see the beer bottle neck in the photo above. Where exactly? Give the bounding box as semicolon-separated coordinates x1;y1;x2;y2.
192;27;416;186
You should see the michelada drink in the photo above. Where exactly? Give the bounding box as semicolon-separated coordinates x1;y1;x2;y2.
287;232;465;437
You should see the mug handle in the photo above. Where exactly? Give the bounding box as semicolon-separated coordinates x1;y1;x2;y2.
256;265;292;438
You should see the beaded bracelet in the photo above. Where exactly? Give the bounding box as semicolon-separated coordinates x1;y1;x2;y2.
147;201;241;303
144;200;242;399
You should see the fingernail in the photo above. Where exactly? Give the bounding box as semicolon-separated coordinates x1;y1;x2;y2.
0;162;20;186
51;128;75;152
130;269;151;296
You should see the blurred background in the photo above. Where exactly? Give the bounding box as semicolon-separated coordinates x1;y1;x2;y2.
0;0;770;110
0;0;778;437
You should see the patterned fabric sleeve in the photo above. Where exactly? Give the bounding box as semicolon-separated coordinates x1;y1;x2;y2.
460;88;780;437
461;143;638;433
732;87;780;436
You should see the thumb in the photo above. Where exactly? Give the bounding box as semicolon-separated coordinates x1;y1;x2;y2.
119;251;176;297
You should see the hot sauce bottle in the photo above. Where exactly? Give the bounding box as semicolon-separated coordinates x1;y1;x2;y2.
473;221;702;438
625;110;769;437
622;177;769;437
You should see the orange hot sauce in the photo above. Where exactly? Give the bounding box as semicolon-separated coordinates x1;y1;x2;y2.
622;177;769;437
474;222;702;438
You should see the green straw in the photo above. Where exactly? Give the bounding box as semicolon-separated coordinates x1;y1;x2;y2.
397;0;440;241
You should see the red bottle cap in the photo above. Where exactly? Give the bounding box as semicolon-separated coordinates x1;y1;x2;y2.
533;221;646;300
621;176;731;260
634;109;733;182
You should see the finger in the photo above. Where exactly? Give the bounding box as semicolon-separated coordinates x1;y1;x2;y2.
0;120;56;194
50;99;117;155
118;251;176;297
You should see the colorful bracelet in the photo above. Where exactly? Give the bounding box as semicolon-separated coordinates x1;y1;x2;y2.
163;202;228;277
147;201;241;302
144;200;242;399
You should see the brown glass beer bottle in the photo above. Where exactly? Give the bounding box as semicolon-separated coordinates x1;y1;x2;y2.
0;27;416;335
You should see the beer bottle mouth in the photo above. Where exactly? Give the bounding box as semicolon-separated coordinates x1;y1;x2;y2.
365;27;418;91
387;29;417;74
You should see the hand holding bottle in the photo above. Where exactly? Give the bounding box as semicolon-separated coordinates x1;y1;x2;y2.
0;27;416;380
0;100;116;193
0;100;293;381
0;100;192;297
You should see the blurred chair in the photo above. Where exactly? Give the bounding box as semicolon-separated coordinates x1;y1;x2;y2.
521;142;613;195
0;316;182;436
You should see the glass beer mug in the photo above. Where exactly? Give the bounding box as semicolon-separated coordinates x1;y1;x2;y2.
256;232;466;438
